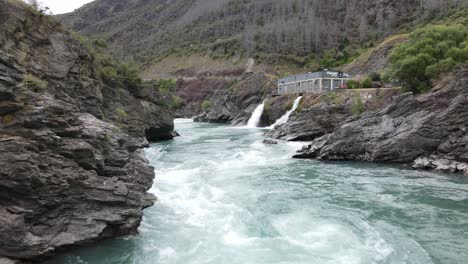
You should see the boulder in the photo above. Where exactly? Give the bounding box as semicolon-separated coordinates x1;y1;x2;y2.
262;139;278;145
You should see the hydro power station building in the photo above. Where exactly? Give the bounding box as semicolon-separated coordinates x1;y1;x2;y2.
278;70;351;95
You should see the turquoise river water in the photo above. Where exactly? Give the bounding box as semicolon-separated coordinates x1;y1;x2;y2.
49;119;468;264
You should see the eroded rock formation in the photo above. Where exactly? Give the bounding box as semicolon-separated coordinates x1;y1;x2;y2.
194;72;276;125
0;1;173;261
267;89;400;141
295;65;468;175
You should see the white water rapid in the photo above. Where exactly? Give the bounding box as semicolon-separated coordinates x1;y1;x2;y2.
47;119;468;264
246;101;265;128
268;96;302;129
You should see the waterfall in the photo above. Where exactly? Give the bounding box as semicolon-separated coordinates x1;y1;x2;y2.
246;101;265;128
268;96;303;129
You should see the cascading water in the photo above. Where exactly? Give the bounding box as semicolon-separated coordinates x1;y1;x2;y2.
246;101;265;128
268;96;302;129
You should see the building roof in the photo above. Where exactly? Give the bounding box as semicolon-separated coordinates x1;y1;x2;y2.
278;70;350;84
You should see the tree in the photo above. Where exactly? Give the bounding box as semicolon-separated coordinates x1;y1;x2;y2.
27;0;39;9
386;24;467;93
361;78;372;88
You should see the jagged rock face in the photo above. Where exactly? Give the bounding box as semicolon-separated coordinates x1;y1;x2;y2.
266;89;400;141
194;72;276;125
0;1;172;261
263;94;299;126
267;103;352;141
100;82;175;141
295;65;468;175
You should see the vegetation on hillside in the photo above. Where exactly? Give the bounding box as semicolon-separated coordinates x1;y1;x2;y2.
385;24;468;93
60;0;466;70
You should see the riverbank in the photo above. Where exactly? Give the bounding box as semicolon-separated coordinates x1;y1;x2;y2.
46;119;468;264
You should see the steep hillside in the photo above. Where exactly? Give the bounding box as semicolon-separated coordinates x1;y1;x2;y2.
0;1;173;262
59;0;466;74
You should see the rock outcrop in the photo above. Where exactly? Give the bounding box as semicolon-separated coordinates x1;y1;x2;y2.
267;89;400;141
295;65;468;175
194;72;276;125
0;1;173;262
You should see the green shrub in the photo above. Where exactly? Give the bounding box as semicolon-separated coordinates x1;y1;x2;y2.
386;24;468;93
201;100;211;111
23;74;47;91
171;96;184;109
284;99;294;111
157;79;177;94
99;66;118;83
116;108;128;122
323;92;343;105
119;63;142;89
93;39;108;49
369;72;381;82
319;49;338;68
352;94;366;115
361;78;372;88
295;99;303;114
346;80;361;89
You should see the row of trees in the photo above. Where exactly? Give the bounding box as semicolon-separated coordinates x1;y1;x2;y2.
170;0;465;58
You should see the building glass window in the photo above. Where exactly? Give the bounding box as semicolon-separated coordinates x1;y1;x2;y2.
332;79;341;90
322;79;331;91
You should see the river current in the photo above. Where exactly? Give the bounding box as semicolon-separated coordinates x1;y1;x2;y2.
49;119;468;264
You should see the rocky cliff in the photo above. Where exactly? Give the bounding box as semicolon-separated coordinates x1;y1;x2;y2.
0;1;173;262
294;65;468;175
194;72;277;125
266;89;401;141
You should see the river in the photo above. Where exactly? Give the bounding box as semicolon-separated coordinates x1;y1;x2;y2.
49;119;468;264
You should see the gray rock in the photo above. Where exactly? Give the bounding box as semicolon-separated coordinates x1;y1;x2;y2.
414;156;468;175
262;139;278;145
0;2;170;262
295;65;468;175
194;72;276;125
267;104;353;141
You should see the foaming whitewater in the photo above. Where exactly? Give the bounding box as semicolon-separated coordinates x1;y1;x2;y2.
47;119;468;264
246;101;265;127
269;96;303;129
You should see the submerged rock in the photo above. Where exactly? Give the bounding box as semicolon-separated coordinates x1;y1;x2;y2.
263;139;278;145
0;2;172;261
413;156;468;175
295;65;468;174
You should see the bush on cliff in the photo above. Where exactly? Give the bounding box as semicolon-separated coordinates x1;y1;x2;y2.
369;72;381;82
23;73;47;91
202;100;211;111
361;78;372;88
156;79;177;94
352;93;366;115
99;66;118;84
346;80;360;89
386;24;468;93
171;96;184;109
